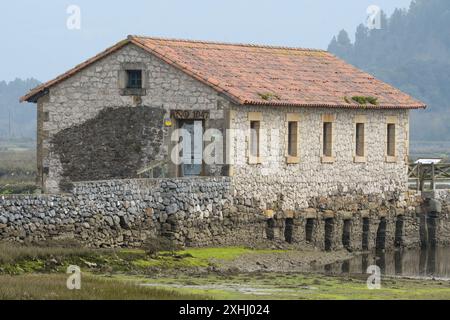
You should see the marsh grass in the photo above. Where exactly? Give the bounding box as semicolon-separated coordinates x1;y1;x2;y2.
0;241;107;265
0;243;289;275
0;149;37;194
0;273;209;300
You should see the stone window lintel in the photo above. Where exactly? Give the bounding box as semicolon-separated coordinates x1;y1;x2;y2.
353;115;367;123
286;156;300;164
353;155;367;163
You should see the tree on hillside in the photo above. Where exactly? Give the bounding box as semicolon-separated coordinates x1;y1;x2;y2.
328;0;450;141
328;30;353;61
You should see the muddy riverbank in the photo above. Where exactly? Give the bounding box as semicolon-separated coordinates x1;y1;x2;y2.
1;242;450;299
213;249;353;273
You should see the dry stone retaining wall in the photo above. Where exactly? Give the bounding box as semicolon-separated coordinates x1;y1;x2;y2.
0;178;267;247
1;178;449;250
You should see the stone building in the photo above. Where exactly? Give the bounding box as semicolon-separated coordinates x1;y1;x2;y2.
21;36;426;211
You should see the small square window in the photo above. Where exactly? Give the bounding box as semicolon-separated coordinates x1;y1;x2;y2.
126;70;142;89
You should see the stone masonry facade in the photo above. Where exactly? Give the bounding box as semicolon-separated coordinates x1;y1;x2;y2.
37;43;231;193
20;40;431;251
36;42;410;208
230;106;409;210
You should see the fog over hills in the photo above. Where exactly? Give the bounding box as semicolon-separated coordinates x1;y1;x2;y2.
1;1;448;145
328;0;450;142
0;78;40;140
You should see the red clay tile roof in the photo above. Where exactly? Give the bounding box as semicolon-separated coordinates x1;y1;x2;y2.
21;36;426;109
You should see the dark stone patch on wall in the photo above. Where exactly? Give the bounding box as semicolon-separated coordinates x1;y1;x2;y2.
52;106;165;187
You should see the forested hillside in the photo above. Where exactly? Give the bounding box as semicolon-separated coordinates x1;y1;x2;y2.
328;0;450;141
0;78;40;140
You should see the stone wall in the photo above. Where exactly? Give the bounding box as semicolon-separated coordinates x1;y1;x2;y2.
38;43;231;192
37;41;411;207
1;177;449;250
35;41;412;222
230;105;410;211
0;177;267;247
52;105;166;191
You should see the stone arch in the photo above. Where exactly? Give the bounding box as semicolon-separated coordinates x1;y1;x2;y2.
324;218;335;251
362;217;370;250
266;218;275;240
376;217;387;250
342;219;352;249
394;215;404;247
305;218;315;243
284;218;294;243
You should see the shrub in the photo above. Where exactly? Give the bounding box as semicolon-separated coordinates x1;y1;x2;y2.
351;96;378;105
144;237;182;257
258;92;281;101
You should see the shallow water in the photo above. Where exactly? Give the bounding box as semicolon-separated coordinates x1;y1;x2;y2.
323;247;450;279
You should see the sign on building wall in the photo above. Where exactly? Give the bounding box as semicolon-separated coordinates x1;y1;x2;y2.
171;110;210;120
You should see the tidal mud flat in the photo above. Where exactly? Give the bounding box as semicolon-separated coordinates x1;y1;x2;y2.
123;246;450;300
1;242;450;300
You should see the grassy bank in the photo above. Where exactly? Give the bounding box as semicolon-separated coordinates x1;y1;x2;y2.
0;273;209;300
0;242;287;275
1;242;450;300
0;149;37;194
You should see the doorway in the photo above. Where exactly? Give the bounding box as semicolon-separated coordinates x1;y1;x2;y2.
179;120;203;177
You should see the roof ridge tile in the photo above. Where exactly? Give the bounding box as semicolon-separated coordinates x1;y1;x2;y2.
20;35;426;110
129;35;327;52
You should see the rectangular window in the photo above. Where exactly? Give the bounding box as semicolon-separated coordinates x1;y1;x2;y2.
250;121;260;157
387;123;396;157
323;122;332;157
287;121;298;157
355;123;365;157
126;70;142;89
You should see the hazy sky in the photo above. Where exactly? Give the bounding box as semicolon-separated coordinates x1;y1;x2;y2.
0;0;412;82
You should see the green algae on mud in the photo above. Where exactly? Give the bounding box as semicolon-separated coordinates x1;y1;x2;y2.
111;272;450;300
2;243;450;300
131;247;288;270
0;244;288;275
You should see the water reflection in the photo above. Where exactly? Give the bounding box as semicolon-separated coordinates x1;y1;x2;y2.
323;247;450;279
375;249;386;274
394;250;402;275
428;248;437;276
